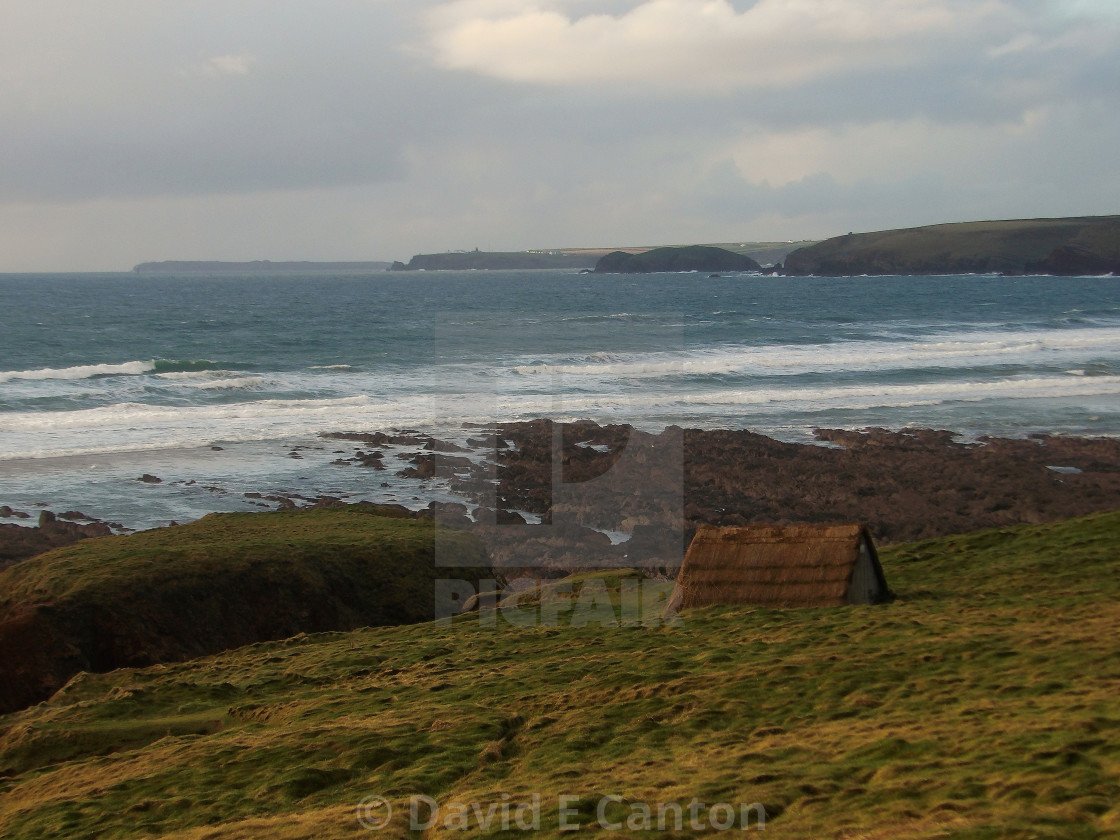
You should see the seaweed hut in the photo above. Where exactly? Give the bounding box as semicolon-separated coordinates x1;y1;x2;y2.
666;523;890;612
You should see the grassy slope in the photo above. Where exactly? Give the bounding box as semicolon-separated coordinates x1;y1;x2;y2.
718;241;819;266
1;512;1119;839
783;216;1120;275
0;507;491;712
0;506;485;610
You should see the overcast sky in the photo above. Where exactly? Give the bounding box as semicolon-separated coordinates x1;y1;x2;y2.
2;0;1118;270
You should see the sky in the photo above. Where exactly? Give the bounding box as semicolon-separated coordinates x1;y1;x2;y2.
1;0;1118;271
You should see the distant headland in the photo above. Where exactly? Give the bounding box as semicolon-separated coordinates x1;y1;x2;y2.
782;215;1120;276
593;245;764;274
389;249;598;271
389;242;809;272
132;215;1120;278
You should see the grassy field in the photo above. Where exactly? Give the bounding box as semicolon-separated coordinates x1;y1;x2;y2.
0;506;491;713
783;215;1120;275
1;511;1119;838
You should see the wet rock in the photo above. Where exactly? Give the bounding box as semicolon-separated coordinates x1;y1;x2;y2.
353;451;386;469
1;512;114;567
398;454;436;480
424;438;468;453
467;435;509;450
472;507;527;526
323;430;431;447
57;511;94;522
138;474;162;484
461;420;1120;560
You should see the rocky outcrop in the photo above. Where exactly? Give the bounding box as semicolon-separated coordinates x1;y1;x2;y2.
0;512;114;568
445;421;1120;558
595;246;762;274
1024;245;1120;276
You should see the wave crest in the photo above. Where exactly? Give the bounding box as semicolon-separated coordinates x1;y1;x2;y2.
0;360;155;383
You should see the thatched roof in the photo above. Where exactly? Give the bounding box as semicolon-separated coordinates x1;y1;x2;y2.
667;523;888;611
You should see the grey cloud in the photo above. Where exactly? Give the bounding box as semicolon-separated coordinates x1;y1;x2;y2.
0;1;463;201
1;0;1118;270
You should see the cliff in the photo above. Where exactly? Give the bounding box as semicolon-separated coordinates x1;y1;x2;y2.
0;506;491;714
594;245;763;274
390;251;597;271
782;215;1120;276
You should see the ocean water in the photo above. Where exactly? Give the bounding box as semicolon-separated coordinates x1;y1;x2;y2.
1;270;1119;529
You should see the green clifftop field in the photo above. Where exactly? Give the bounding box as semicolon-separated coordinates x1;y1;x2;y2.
0;507;491;715
2;511;1118;839
783;215;1120;276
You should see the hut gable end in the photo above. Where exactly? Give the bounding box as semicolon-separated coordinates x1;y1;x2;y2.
667;523;890;611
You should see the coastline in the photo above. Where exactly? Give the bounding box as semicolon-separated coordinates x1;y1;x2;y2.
5;420;1120;569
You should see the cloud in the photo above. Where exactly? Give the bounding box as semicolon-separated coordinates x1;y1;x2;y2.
0;0;1117;270
197;53;256;78
424;0;1024;91
0;2;430;202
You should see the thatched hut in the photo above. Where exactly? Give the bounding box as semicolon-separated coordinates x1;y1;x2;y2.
666;523;890;612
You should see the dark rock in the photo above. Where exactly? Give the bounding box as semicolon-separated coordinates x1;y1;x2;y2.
595;245;762;274
353;450;385;470
468;435;509;450
0;513;114;567
1025;245;1120;276
397;453;476;480
424;438;468;453
138;474;162;484
398;454;436;480
57;511;94;522
323;431;390;446
450;420;1120;566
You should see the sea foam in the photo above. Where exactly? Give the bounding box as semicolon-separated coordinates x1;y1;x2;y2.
0;360;155;383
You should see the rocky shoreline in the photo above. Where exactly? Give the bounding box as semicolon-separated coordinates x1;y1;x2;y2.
5;421;1119;573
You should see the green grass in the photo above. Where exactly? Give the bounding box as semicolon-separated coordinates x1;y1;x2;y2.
0;506;492;711
2;511;1119;839
784;215;1120;275
0;505;486;610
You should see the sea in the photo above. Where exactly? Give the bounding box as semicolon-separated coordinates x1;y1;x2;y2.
1;270;1118;530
